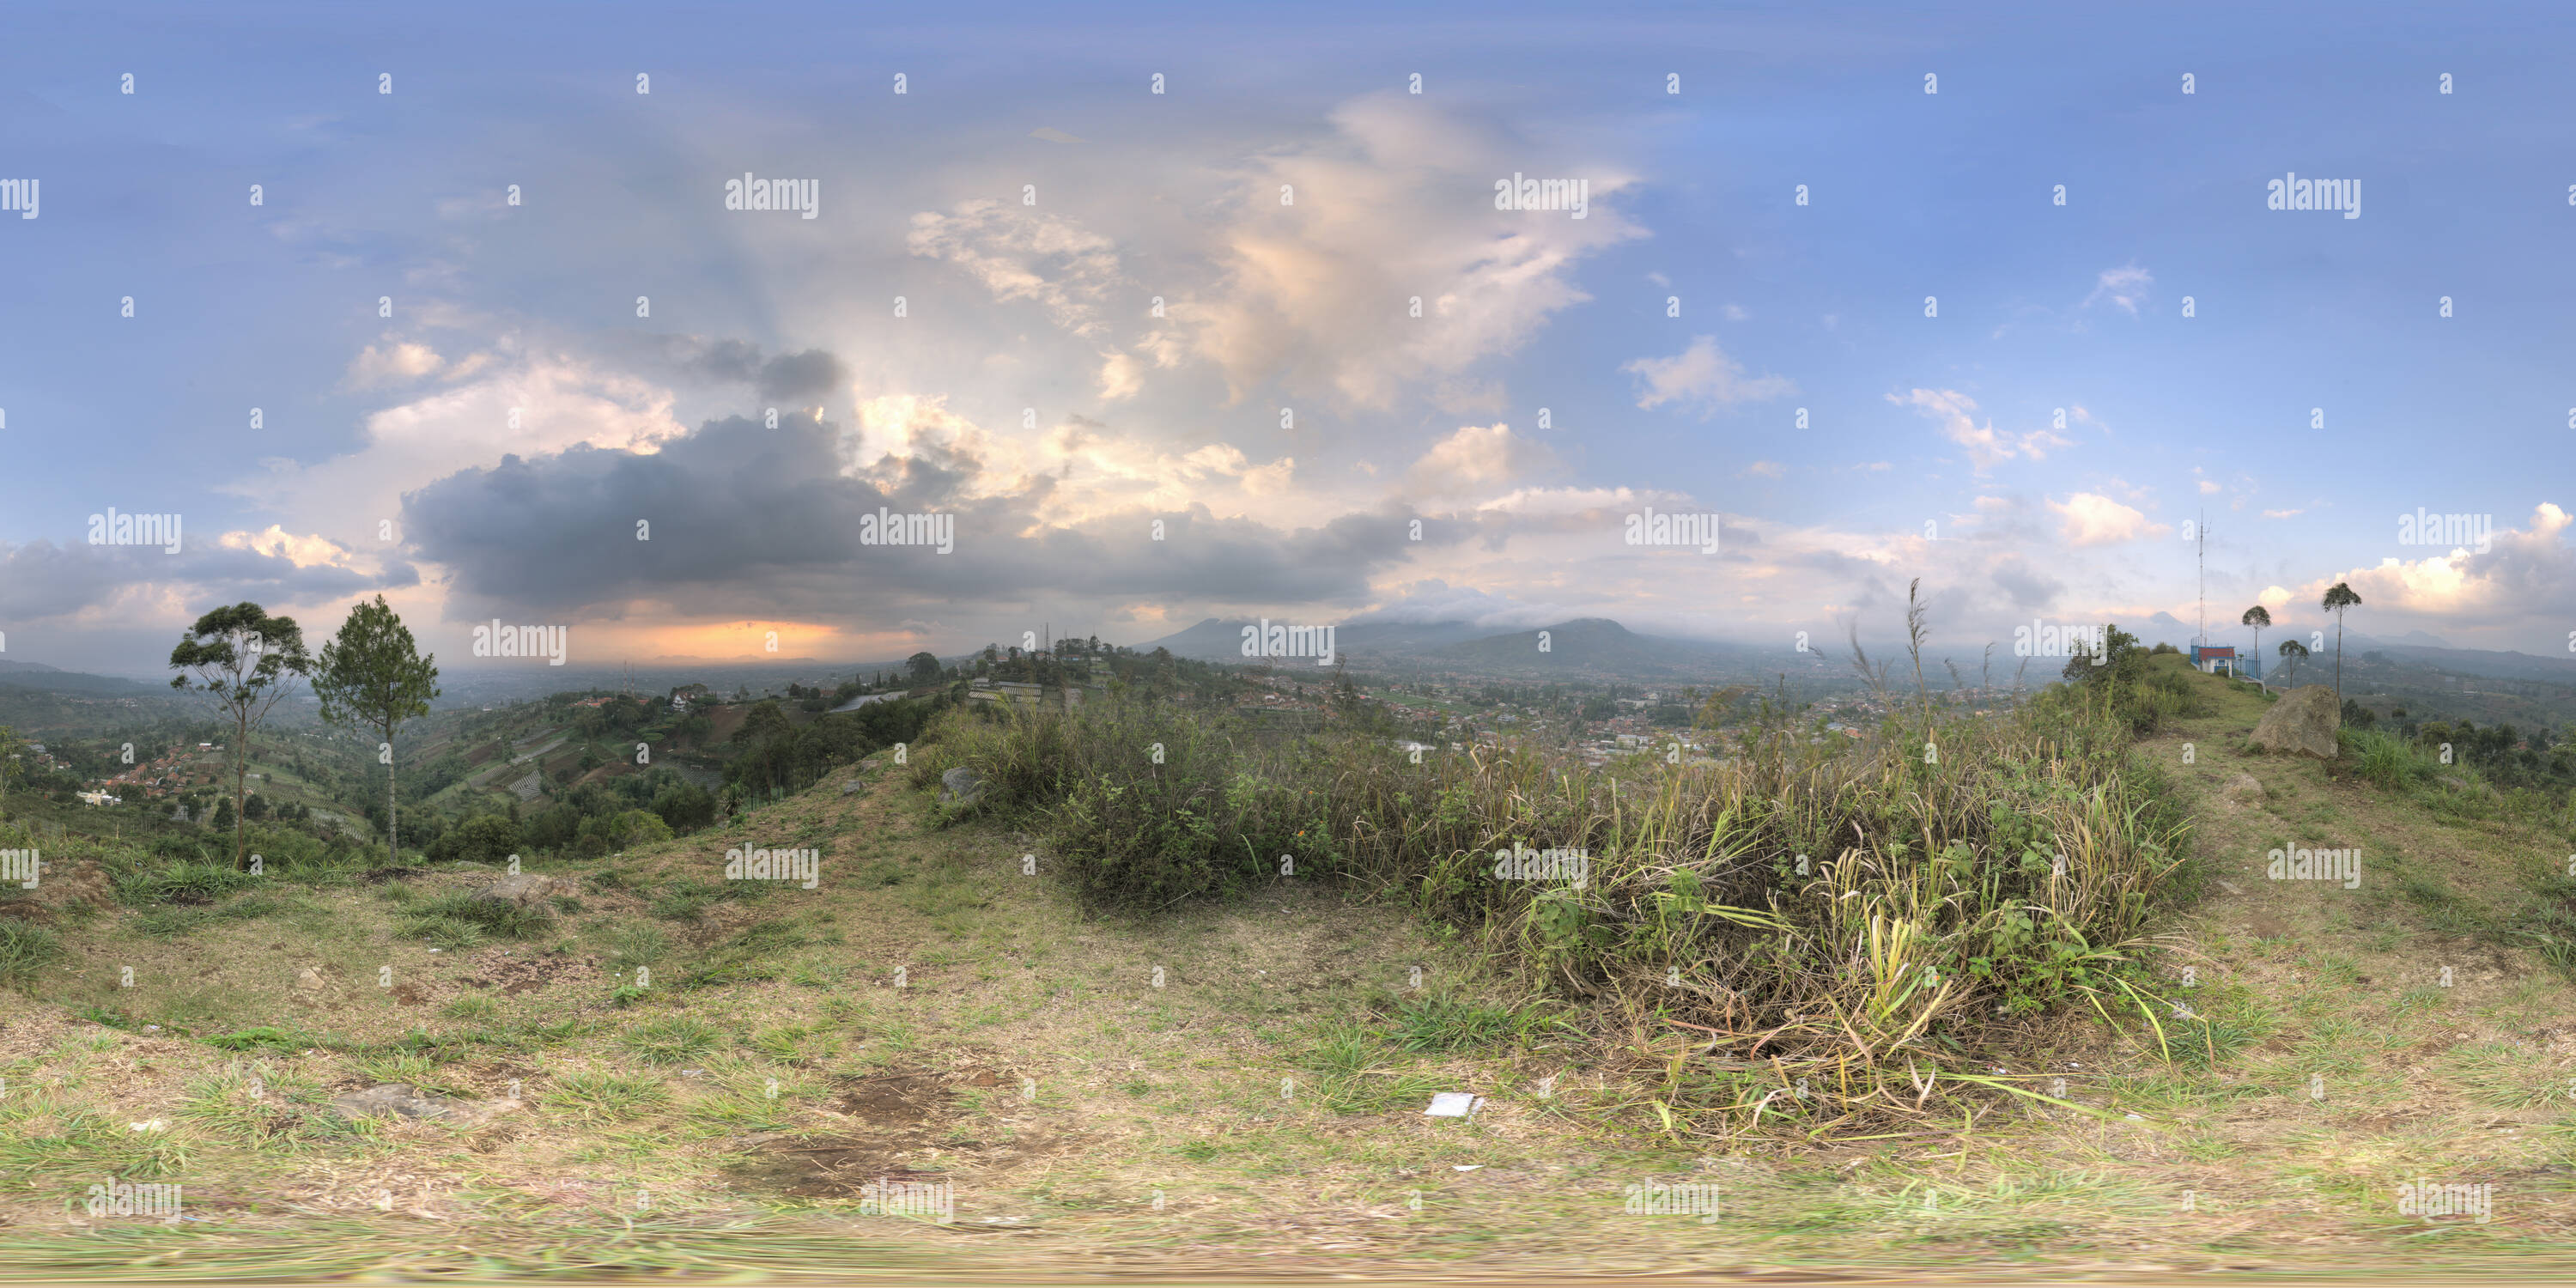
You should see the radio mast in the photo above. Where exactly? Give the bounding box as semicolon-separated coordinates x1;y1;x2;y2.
2195;510;2207;648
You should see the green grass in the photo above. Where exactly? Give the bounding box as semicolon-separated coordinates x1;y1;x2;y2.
543;1071;671;1121
622;1016;722;1066
112;858;260;906
440;993;499;1020
131;893;285;938
395;890;557;944
1382;992;1528;1051
0;916;63;987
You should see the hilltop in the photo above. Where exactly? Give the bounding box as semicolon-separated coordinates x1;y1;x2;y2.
1;657;2573;1277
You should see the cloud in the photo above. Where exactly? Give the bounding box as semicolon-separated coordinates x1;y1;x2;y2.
1740;460;1786;480
2262;507;2304;519
2306;504;2574;633
2047;492;2170;546
1175;94;1642;410
1889;389;2072;473
1623;337;1793;416
906;200;1127;341
2084;264;2152;314
344;339;444;388
1406;423;1558;496
1990;556;2063;610
398;410;1434;632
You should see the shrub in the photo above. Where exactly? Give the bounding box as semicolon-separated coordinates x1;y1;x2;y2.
932;680;2193;1139
437;815;521;866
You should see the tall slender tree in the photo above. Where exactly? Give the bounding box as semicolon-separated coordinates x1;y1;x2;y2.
313;595;441;864
2277;638;2310;688
169;602;313;871
2240;605;2272;690
2321;581;2363;702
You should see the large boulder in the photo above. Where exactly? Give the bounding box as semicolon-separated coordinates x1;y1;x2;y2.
939;767;987;806
465;872;581;910
2251;685;2341;760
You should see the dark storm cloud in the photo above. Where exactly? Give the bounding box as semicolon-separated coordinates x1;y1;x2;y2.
755;349;848;405
399;413;1431;623
607;337;846;406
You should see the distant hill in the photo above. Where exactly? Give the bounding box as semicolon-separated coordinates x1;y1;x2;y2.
1424;617;1718;671
1139;617;1498;663
2374;644;2576;685
1141;615;1801;679
0;660;163;695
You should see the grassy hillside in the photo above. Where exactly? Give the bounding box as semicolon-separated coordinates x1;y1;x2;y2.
1;658;2573;1278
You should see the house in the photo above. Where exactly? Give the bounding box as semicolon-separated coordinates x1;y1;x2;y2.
76;790;120;807
2189;644;2245;677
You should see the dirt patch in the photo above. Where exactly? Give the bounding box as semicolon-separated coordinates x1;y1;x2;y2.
0;854;115;924
832;1068;961;1129
461;951;585;997
726;1066;1060;1200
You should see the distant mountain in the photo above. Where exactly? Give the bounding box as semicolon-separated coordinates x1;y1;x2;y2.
1425;617;1710;669
1139;617;1510;663
0;659;63;674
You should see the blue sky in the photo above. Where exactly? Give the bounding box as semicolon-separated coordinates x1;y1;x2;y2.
3;1;2571;676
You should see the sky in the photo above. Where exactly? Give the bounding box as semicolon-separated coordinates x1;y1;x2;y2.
3;0;2573;678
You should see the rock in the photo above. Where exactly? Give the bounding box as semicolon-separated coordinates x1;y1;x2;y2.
2251;684;2340;760
939;767;987;806
2221;774;2267;805
294;966;327;992
465;872;580;911
841;780;866;795
330;1084;520;1127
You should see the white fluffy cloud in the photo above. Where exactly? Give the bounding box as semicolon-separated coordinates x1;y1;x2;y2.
2048;492;2170;546
1622;337;1793;416
344;338;445;388
1892;388;2073;473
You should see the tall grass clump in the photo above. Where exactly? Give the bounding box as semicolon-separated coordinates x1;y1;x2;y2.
0;917;64;988
2342;727;2438;792
916;640;2197;1137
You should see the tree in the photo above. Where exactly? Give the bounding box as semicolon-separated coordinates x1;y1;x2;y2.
733;699;793;746
907;651;943;685
313;595;440;866
170;602;313;870
2321;582;2362;702
2276;637;2310;688
0;724;23;798
2240;605;2272;688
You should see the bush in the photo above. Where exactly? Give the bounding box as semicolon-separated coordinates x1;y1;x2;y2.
574;809;672;858
928;682;2194;1138
437;814;521;866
